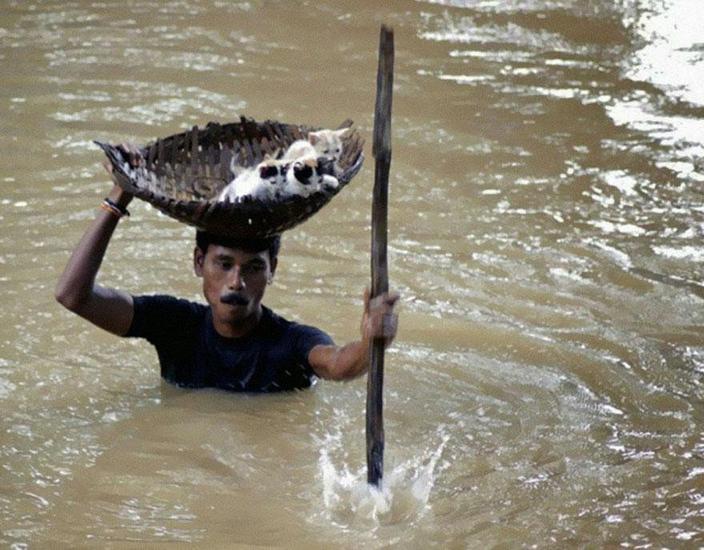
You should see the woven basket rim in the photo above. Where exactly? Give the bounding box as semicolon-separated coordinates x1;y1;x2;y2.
97;116;365;238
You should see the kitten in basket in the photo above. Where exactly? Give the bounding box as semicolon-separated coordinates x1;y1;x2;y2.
217;156;338;203
218;126;349;203
228;127;351;180
283;157;339;197
282;127;350;175
218;158;286;202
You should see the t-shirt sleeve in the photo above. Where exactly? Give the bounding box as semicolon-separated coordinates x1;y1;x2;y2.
292;323;335;372
125;294;203;345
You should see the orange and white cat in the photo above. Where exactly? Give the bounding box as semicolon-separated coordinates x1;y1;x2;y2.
282;157;338;198
282;128;350;175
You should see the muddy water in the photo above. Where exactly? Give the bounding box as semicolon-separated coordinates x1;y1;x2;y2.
2;0;704;547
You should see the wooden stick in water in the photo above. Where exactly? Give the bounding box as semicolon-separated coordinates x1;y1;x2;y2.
367;24;394;487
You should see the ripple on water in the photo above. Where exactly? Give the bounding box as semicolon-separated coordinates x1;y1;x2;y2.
0;376;17;399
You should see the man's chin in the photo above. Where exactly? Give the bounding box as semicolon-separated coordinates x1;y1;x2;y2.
219;302;255;321
222;303;247;315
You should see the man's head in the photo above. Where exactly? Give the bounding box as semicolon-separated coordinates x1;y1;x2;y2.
194;231;281;333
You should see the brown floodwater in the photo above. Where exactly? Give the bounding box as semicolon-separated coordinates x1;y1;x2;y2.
2;0;703;547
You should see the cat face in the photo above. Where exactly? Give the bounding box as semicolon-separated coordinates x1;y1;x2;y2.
308;128;349;167
284;157;339;198
258;162;282;184
258;159;288;185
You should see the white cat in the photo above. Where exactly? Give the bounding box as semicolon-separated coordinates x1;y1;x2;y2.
217;158;287;202
282;128;350;174
229;148;282;181
282;157;339;198
217;155;339;203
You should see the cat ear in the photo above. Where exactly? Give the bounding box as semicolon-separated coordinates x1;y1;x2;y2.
335;128;351;138
263;147;284;160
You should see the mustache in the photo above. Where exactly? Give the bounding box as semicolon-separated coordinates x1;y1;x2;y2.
220;292;250;306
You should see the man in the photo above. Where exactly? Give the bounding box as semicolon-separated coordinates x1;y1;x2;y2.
55;148;399;392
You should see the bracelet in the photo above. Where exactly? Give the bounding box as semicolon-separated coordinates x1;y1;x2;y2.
101;198;130;218
100;202;123;219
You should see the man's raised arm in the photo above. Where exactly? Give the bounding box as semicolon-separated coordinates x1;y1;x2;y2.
55;152;139;336
308;289;400;381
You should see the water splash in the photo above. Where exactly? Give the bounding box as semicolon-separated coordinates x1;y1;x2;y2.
316;426;450;529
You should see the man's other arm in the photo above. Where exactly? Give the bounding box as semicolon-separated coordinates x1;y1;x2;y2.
308;289;399;381
55;174;135;336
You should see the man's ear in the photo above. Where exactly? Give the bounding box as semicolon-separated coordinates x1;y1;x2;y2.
267;257;279;284
193;246;205;277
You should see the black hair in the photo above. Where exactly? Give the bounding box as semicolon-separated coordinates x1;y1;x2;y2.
195;230;281;262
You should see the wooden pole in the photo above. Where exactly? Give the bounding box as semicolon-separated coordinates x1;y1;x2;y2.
367;24;394;487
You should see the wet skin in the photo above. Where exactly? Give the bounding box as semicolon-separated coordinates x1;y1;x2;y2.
193;244;277;339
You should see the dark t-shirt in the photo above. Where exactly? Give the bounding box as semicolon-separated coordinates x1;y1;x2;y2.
125;295;334;392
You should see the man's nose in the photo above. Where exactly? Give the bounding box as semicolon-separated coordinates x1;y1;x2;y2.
228;268;245;290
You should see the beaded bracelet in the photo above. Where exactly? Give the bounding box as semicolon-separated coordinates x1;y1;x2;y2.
100;198;130;218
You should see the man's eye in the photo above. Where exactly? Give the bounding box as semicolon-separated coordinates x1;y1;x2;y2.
219;261;233;270
242;263;265;276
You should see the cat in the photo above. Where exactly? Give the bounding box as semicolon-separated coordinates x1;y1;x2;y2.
282;128;350;175
229;148;282;181
217;156;338;202
217;158;287;203
282;157;339;198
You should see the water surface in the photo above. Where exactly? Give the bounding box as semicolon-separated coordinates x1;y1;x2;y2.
1;0;703;547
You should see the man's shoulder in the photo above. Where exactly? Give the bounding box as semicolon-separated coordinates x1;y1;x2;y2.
260;306;334;346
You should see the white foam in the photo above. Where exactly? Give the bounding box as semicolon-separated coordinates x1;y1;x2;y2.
652;245;704;262
316;428;450;528
625;0;704;107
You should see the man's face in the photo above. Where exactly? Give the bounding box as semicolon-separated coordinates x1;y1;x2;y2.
194;244;276;328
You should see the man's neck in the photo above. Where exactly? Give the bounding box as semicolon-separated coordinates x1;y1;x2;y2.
212;305;264;339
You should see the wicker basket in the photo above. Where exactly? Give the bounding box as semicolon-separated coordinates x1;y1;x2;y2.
96;116;365;238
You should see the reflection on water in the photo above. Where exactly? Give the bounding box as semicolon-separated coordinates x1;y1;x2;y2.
1;0;704;547
610;0;704;186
